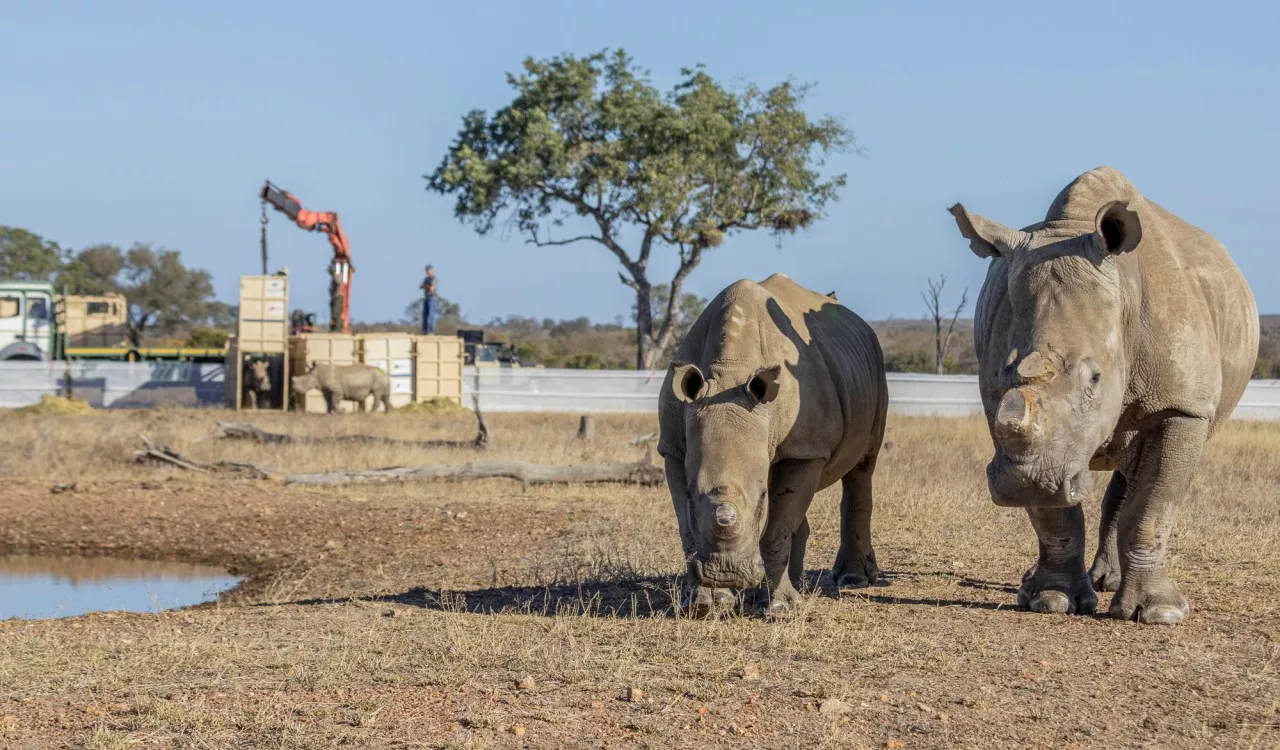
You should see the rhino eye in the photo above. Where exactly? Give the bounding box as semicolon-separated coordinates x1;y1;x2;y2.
1081;359;1102;388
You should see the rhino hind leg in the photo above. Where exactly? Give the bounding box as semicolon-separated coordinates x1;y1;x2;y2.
1089;472;1127;592
1019;506;1097;616
1108;417;1208;625
832;465;884;588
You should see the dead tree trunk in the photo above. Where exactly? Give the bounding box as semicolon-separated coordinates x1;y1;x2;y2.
921;275;969;374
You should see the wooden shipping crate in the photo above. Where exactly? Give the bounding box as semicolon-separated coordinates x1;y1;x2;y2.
412;335;464;405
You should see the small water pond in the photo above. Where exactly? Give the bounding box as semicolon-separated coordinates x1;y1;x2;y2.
0;555;242;620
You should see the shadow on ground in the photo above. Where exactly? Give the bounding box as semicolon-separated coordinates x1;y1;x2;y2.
259;571;1024;619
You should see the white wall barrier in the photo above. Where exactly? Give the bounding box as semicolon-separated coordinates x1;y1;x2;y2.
0;361;226;408
1;361;1278;421
463;367;1280;421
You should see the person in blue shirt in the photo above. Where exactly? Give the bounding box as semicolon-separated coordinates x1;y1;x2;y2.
420;265;438;334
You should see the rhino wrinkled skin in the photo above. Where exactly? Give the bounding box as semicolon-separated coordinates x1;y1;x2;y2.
657;273;889;615
950;166;1258;625
291;363;393;414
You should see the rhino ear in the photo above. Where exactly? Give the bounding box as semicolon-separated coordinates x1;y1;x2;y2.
1094;201;1142;255
948;204;1029;259
670;362;708;403
746;365;782;405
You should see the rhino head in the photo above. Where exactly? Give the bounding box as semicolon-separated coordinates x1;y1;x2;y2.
245;356;271;392
290;370;319;407
669;360;785;591
950;199;1143;508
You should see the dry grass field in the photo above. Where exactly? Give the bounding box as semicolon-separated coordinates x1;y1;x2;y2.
0;407;1276;749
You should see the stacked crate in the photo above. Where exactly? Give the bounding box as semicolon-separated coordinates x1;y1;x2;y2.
359;333;415;408
235;275;289;410
412;335;464;406
289;333;359;413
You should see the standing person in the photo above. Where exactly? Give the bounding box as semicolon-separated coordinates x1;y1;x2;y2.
328;260;344;332
420;265;438;334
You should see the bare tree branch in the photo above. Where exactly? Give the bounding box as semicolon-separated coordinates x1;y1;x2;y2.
921;276;968;374
525;230;603;248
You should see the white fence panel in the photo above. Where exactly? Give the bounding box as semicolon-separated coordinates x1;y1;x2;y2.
454;367;1269;421
1233;379;1280;421
1;361;1277;420
462;367;1280;421
0;361;226;408
465;367;666;413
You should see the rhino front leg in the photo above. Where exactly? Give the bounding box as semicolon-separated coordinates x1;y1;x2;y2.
759;459;823;614
1109;416;1208;625
1089;472;1126;592
832;464;883;588
1020;506;1097;615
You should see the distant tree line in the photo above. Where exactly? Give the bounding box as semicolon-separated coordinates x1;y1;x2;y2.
0;225;231;347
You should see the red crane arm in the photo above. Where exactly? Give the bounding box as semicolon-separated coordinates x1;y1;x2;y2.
293;210;353;267
259;180;354;333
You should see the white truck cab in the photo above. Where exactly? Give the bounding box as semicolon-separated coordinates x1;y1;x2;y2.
0;280;54;359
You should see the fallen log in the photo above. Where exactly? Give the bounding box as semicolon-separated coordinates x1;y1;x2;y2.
136;435;277;479
282;456;663;487
132;437;663;488
211;392;490;451
211;421;484;450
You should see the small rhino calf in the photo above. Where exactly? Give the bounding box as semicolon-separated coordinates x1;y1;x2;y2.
291;363;393;414
242;355;272;410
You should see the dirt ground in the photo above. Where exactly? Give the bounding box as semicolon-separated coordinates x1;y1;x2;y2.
0;408;1276;749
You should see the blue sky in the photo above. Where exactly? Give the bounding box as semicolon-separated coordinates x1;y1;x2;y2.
2;1;1277;324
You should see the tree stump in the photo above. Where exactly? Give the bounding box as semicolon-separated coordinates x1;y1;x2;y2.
577;415;595;442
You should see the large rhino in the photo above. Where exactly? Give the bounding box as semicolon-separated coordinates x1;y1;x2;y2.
657;273;888;615
949;166;1258;624
291;363;393;414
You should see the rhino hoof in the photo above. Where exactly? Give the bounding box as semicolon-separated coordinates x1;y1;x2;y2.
1018;568;1097;616
831;553;884;589
683;586;737;619
1109;580;1189;625
763;586;804;617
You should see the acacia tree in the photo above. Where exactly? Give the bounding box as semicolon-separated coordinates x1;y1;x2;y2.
59;243;218;346
427;49;853;369
55;243;126;294
0;226;61;281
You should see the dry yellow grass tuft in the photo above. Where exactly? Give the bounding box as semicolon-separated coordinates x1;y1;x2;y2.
390;397;471;416
0;409;1276;748
7;394;95;417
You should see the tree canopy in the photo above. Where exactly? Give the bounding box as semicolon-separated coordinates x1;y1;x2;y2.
0;226;61;281
55;242;224;346
427;49;853;368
